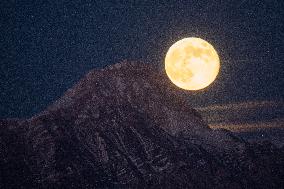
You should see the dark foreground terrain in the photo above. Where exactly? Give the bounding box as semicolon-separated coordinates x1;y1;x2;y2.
0;62;283;188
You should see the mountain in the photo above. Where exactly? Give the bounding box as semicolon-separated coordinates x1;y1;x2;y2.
0;61;283;188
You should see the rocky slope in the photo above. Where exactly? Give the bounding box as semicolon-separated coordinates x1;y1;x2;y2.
0;61;283;188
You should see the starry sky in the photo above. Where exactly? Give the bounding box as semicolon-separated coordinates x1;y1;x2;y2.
1;0;283;118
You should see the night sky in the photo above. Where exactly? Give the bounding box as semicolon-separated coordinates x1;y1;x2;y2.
1;1;283;118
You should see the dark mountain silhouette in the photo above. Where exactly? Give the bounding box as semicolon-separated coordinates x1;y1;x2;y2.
0;61;283;188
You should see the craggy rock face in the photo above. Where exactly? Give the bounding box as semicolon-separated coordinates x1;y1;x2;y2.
0;62;283;188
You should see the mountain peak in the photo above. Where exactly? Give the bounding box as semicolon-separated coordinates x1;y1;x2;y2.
1;61;283;188
45;61;203;135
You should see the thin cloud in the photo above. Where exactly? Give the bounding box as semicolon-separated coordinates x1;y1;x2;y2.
196;100;283;112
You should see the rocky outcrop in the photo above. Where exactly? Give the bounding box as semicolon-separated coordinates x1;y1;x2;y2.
0;61;283;188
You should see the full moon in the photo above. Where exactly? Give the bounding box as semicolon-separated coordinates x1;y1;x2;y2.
165;37;220;90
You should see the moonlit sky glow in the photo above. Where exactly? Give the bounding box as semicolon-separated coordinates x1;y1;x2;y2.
0;1;283;118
